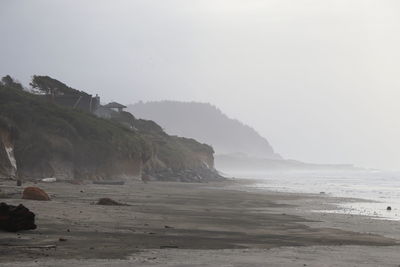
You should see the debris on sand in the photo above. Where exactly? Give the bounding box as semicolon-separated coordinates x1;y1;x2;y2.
0;202;37;232
22;187;50;201
387;206;392;211
96;198;129;206
41;178;57;183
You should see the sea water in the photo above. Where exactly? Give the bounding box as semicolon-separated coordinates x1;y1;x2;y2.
231;170;400;221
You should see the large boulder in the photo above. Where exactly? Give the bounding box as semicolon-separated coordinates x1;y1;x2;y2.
0;202;37;232
22;187;50;201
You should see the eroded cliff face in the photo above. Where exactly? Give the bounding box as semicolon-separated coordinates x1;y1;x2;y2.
15;134;145;181
10;118;217;182
17;154;143;181
142;136;222;182
0;129;17;179
0;78;221;182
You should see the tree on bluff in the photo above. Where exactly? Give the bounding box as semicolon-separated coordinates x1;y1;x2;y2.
30;76;86;97
1;75;24;91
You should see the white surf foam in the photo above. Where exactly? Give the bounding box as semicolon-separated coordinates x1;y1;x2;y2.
233;170;400;221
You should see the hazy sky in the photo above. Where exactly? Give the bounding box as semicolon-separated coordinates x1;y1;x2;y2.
1;0;400;170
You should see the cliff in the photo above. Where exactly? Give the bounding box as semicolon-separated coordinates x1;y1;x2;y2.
0;118;18;179
128;101;281;159
0;77;221;182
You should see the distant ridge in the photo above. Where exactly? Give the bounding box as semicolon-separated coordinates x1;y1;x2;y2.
128;101;281;160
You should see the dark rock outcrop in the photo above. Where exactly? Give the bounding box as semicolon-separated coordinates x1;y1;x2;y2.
146;168;224;183
0;202;37;232
22;187;50;201
96;198;128;206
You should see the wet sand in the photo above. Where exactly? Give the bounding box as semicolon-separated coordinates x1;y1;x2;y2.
0;179;399;266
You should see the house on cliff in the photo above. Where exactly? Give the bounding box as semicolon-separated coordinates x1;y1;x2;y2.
103;102;127;112
52;92;127;120
94;101;127;119
50;90;132;127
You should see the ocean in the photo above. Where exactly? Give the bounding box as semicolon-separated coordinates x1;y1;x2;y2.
231;170;400;221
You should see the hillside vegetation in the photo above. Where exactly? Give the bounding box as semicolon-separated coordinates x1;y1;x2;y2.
0;76;220;181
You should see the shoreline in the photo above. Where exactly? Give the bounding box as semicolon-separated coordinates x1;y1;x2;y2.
229;173;400;222
226;178;400;241
1;178;400;266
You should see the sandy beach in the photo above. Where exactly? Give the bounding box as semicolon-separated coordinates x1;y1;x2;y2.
1;179;400;266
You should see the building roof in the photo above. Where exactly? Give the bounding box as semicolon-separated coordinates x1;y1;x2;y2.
103;102;127;109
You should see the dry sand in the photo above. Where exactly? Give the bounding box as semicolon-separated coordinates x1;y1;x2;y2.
0;179;399;266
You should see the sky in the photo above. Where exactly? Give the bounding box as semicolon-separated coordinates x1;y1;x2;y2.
1;0;400;170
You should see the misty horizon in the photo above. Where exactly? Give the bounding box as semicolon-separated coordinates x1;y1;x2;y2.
1;0;399;170
2;1;400;266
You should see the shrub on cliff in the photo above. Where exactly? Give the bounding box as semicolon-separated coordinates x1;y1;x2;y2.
0;80;152;179
30;75;86;96
0;75;219;181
